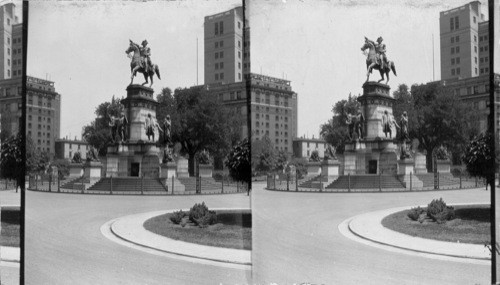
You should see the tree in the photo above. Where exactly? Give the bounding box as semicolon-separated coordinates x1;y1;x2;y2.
410;83;479;172
251;136;276;174
82;96;124;156
320;93;360;153
225;138;251;194
291;157;308;179
0;133;23;191
166;86;242;176
462;132;496;185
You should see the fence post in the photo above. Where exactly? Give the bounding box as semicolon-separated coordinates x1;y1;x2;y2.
273;174;276;190
475;176;478;187
49;174;52;192
237;181;239;192
57;171;61;193
141;175;144;195
410;172;412;191
296;169;298;191
379;172;381;192
81;175;84;194
459;172;462;189
171;176;174;194
110;176;113;195
35;175;38;190
221;177;224;194
286;173;289;191
348;173;351;192
437;171;440;189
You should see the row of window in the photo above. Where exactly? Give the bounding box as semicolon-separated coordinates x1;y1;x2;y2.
479;45;489;52
479;35;488;42
254;121;289;130
254;105;289;114
254;113;289;122
214;51;224;59
27;123;52;130
214;21;224;35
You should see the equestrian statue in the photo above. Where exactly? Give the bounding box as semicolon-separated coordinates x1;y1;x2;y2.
361;36;397;84
125;39;161;87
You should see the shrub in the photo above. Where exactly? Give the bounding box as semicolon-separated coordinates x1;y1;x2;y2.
170;210;186;224
407;206;424;221
427;198;455;223
189;202;209;223
196;210;218;228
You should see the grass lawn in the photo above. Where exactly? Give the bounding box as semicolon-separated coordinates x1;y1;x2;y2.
381;205;490;245
144;210;251;250
1;209;20;247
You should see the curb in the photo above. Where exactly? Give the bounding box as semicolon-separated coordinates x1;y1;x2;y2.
347;204;490;261
104;208;252;267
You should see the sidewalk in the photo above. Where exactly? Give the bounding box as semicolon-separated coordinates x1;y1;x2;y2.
108;209;251;265
348;204;490;260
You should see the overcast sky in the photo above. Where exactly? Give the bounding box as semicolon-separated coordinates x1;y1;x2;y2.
27;0;241;140
249;0;489;139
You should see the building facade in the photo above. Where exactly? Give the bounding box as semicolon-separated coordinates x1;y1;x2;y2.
292;137;327;159
0;76;21;138
54;138;90;161
204;7;245;85
0;2;20;80
439;1;489;81
250;73;298;153
26;76;61;156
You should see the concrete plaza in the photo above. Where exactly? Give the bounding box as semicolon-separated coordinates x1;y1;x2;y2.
251;181;490;284
25;190;251;284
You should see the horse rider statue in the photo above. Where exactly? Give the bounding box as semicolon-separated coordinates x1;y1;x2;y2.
366;36;388;70
130;39;152;73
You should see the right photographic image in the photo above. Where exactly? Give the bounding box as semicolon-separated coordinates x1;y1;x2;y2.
249;1;494;284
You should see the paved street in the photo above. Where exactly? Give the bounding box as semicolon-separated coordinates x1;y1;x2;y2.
252;182;490;285
25;191;251;284
0;189;20;285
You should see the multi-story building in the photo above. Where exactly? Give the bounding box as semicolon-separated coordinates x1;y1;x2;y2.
54;138;90;161
0;76;22;138
0;2;20;80
203;7;297;154
250;73;297;153
204;7;245;85
439;1;497;142
0;2;22;141
439;1;488;81
292;137;327;159
26;76;61;156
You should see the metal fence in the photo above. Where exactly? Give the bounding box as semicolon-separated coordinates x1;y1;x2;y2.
266;171;486;193
27;172;248;195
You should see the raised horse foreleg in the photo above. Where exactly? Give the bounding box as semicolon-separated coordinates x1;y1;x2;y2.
378;69;385;83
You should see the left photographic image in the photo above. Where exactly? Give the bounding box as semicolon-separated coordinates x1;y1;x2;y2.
26;1;250;284
0;1;22;284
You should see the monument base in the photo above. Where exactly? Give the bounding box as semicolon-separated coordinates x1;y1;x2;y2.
306;162;322;177
398;159;423;188
321;159;340;177
199;164;213;178
436;160;451;173
160;162;177;179
344;139;398;175
105;142;160;178
68;163;84;178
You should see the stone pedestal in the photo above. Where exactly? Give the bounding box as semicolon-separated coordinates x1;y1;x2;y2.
199;164;213;178
436;160;451;173
83;161;102;185
343;139;398;175
306;162;322;177
69;163;84;178
160;162;177;179
414;152;428;173
121;85;160;143
398;159;423;188
358;82;396;140
321;159;340;176
177;157;189;178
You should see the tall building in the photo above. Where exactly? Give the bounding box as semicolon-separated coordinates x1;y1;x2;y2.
0;2;20;80
0;1;22;141
26;76;61;156
440;1;489;80
204;7;245;85
437;1;498;141
250;73;297;153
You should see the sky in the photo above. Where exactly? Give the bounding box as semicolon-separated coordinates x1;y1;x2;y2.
249;0;489;139
27;0;241;140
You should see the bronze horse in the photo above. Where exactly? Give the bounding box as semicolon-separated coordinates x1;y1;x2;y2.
361;40;397;84
125;41;161;87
